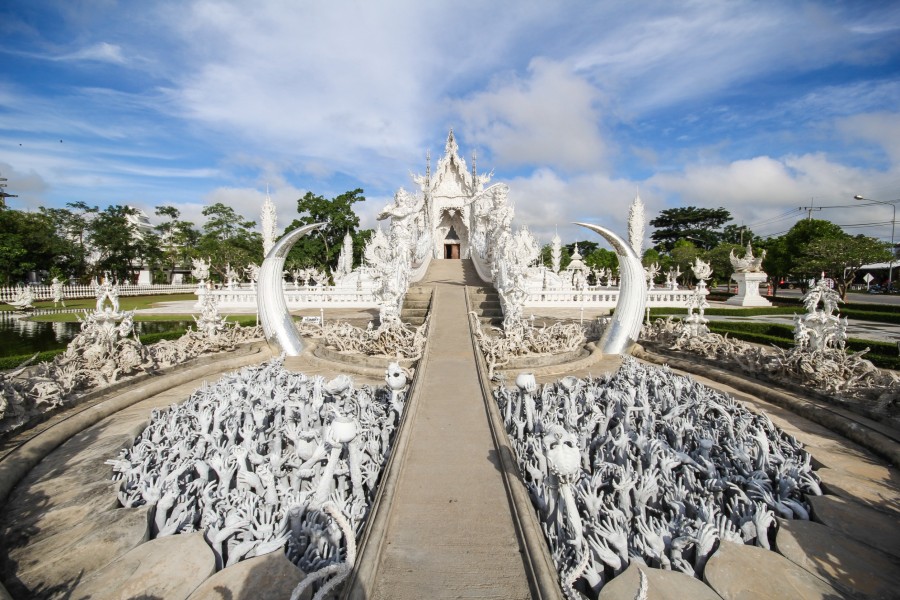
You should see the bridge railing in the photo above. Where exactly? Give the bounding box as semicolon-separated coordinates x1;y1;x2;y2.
204;286;378;309
523;286;700;308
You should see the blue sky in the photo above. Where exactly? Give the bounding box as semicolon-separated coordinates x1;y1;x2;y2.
1;0;899;248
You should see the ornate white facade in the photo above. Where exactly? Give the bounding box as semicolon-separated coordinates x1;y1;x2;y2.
209;131;699;320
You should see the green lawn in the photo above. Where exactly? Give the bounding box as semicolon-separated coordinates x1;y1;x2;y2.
1;293;198;313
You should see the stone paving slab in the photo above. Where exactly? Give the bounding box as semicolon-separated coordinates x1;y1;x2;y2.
598;562;724;599
808;494;900;559
187;551;311;600
776;517;900;599
67;531;215;600
7;506;150;599
816;466;900;517
704;541;845;599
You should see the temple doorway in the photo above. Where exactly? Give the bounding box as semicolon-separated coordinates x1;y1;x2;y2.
444;244;460;259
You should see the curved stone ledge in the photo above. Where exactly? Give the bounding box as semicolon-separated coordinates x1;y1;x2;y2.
704;540;843;599
313;342;417;370
776;517;900;599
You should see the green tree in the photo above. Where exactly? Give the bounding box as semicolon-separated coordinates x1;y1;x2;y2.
793;235;891;300
704;242;744;290
540;244;571;270
284;189;371;273
649;206;733;252
88;205;144;281
0;209;28;284
721;224;764;246
773;219;847;290
670;239;702;286
59;201;98;281
585;247;618;270
155;206;200;283
198;203;261;280
0;208;76;284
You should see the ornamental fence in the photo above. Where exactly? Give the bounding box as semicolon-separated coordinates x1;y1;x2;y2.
523;286;701;308
0;283;199;304
204;286;378;309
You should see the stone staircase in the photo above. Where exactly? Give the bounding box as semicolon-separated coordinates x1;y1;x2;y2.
468;285;503;327
400;286;432;326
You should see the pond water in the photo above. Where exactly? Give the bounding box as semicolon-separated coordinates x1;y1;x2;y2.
0;314;192;357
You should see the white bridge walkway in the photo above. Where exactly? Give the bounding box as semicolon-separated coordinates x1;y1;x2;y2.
365;260;531;599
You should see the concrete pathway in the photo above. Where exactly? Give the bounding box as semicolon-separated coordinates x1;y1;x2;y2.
369;260;531;599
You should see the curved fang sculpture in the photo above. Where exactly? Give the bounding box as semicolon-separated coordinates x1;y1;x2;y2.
258;222;327;355
574;222;647;354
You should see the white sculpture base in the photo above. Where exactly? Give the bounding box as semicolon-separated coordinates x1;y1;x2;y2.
727;272;772;307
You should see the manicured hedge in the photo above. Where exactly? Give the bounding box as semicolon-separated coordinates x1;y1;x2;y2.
0;349;66;370
705;321;900;370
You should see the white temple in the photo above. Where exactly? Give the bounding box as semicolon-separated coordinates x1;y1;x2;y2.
206;130;702;320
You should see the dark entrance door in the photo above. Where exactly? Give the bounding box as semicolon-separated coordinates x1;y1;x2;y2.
444;244;460;259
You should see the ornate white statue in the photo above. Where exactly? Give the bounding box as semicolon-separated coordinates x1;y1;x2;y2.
550;231;562;274
628;192;645;258
6;284;34;310
224;263;240;289
191;257;210;283
644;262;660;290
50;277;66;307
493;358;820;596
692;257;712;289
727;243;771;307
730;242;766;272
245;262;260;290
665;266;681;290
261;188;278;258
95;278;121;314
335;231;355;280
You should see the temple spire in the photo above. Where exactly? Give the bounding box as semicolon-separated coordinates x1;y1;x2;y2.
261;185;277;258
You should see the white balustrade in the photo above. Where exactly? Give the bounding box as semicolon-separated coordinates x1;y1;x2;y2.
523;286;701;308
0;283;199;303
204;284;378;309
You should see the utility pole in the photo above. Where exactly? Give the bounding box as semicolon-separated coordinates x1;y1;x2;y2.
799;198;821;221
0;171;17;207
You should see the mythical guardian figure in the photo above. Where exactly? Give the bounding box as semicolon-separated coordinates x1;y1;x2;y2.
730;242;766;273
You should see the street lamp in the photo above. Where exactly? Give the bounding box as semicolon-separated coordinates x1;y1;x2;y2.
854;195;896;291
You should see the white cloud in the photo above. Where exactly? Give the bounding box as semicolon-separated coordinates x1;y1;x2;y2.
838;111;900;164
502;168;648;247
59;42;127;64
453;59;606;173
